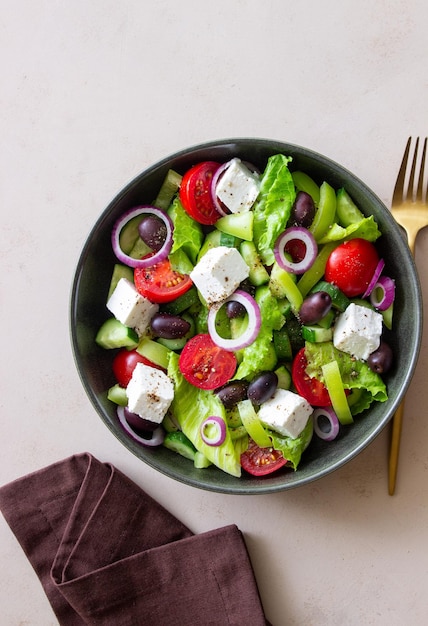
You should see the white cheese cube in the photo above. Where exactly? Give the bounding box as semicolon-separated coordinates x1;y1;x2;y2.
126;363;174;424
106;277;158;336
190;246;249;305
258;389;313;439
215;158;260;213
333;303;382;361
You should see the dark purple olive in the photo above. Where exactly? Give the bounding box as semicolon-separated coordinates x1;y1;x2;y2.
124;407;158;433
150;313;191;339
247;371;278;405
138;215;167;251
239;278;256;297
226;300;246;319
368;341;393;374
215;381;248;408
289;191;316;228
299;291;332;325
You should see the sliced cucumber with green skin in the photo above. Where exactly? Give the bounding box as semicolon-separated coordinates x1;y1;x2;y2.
136;337;172;370
128;237;151;260
273;328;293;360
194;451;212;468
301;325;333;343
317;308;336;329
161;286;199;315
163;431;197;461
153;169;182;210
336;188;365;227
118;215;143;255
108;264;135;299
239;240;269;286
311;280;350;312
107;383;128;406
275;365;292;390
215;211;254;241
95;318;139;349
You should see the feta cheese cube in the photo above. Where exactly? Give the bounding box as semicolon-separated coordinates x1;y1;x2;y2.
215;158;260;213
107;277;158;336
258;389;313;439
190;246;249;305
126;363;174;424
333;303;382;361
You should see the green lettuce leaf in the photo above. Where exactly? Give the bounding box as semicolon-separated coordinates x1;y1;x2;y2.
168;196;204;266
234;286;285;380
304;341;387;414
167;352;241;477
318;216;381;244
268;418;314;471
253;154;296;266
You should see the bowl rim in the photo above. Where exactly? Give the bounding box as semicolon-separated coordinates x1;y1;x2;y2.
70;137;423;494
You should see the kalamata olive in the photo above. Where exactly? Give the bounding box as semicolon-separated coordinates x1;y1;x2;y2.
124;407;158;433
150;313;191;339
299;291;332;325
239;278;256;297
138;215;167;251
247;371;278;405
215;381;248;408
368;341;393;374
226;300;246;318
289;191;316;228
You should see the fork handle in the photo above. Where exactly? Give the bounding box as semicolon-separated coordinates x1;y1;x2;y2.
388;401;405;495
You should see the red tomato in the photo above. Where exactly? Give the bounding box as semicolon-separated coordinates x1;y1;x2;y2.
240;439;288;476
112;349;164;387
179;161;222;225
179;334;237;390
134;258;193;304
324;238;379;297
292;347;331;407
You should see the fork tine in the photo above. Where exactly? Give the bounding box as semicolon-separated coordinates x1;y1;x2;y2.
408;137;420;202
416;137;427;203
392;136;412;204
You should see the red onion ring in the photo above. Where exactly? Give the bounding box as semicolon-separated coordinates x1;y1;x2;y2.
200;415;227;446
369;276;396;310
210;161;232;217
117;406;165;446
313;407;340;441
362;258;385;298
207;290;261;351
111;205;173;268
274;227;318;274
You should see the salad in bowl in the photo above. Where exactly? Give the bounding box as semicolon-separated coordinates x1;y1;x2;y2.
70;139;422;493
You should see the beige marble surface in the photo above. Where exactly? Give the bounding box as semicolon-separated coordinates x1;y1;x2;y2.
1;2;428;624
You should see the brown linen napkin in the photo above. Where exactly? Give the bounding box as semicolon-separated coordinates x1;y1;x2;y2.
0;452;269;626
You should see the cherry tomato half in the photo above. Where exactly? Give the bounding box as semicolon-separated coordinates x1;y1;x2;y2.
112;349;164;387
178;333;237;390
291;347;331;407
324;238;379;297
179;161;222;225
240;439;288;476
134;258;193;304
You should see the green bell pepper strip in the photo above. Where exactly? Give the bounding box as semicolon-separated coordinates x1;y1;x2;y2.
237;399;272;448
309;181;337;241
321;360;354;425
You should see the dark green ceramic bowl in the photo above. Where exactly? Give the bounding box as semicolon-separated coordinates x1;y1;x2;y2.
70;138;423;494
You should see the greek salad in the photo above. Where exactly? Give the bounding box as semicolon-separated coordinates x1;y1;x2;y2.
95;154;394;478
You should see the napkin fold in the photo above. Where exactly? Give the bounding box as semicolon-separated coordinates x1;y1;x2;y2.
0;453;269;625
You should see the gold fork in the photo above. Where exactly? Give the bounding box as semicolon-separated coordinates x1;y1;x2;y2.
388;136;428;495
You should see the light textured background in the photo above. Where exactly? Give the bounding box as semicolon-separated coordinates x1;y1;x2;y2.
1;2;427;624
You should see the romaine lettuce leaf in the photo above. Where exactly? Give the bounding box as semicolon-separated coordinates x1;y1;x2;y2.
234;286;285;380
167;352;241;477
168;196;204;266
269;417;314;471
253;154;296;266
304;341;387;414
318;216;381;244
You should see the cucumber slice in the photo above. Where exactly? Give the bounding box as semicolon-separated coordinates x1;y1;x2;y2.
197;231;239;261
108;264;135;299
107;383;128;406
153;169;182;210
239;241;269;286
275;365;292;390
163;431;197;461
95;318;139;349
136;337;172;370
215;211;254;241
194;451;212;468
118;215;142;255
273;328;293;360
301;325;333;343
157;314;196;351
336;188;364;227
161;286;199;315
311;280;350;312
